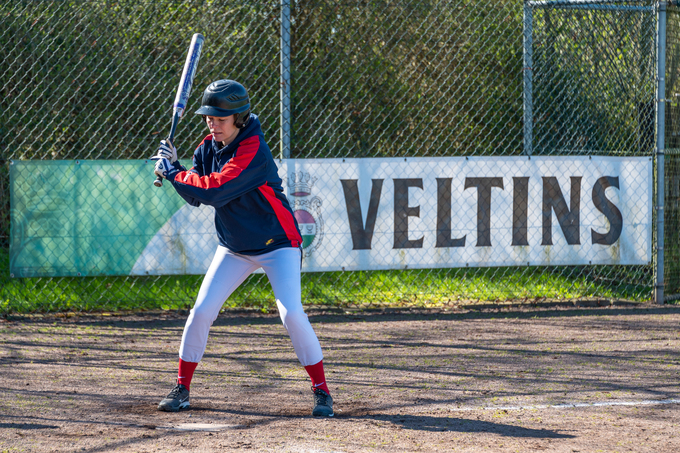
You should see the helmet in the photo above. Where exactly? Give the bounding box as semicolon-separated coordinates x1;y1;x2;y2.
195;79;251;128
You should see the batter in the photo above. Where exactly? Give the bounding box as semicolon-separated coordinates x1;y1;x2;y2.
152;79;333;417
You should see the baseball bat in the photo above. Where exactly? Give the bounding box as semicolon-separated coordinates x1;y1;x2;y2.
154;33;205;187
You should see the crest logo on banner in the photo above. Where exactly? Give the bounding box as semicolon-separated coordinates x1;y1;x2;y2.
287;171;324;257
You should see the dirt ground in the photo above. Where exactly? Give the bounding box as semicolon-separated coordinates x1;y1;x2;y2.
1;303;680;452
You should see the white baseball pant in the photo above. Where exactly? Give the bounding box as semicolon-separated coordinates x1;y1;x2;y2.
178;245;323;367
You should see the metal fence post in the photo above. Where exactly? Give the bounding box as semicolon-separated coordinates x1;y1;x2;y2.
280;0;291;159
656;1;667;304
523;1;533;156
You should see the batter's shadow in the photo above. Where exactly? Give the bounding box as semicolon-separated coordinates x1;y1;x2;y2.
0;422;60;430
342;412;574;438
185;405;573;439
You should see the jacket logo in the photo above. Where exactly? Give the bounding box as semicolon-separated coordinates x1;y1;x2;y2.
266;239;274;246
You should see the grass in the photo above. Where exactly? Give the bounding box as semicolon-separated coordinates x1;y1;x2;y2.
301;266;651;308
0;247;653;314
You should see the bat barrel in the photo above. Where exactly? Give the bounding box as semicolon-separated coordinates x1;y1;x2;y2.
173;33;205;116
153;33;204;188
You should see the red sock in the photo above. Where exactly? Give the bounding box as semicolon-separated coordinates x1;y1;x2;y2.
304;360;330;394
177;359;198;390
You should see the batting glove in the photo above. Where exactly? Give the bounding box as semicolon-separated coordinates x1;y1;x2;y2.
154;139;178;164
153;157;175;180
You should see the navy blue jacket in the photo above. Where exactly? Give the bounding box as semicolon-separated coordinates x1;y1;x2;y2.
165;114;302;255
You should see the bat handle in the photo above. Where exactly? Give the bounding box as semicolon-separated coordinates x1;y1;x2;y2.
153;120;179;188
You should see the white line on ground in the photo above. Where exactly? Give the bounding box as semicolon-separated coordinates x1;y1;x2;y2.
446;398;680;412
158;423;245;431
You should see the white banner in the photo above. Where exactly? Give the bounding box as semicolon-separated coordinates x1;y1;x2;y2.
131;156;652;275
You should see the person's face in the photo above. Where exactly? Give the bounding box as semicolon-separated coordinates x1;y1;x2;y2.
205;115;238;144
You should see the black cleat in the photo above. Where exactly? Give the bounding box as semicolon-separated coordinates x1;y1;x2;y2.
158;384;190;412
312;388;334;417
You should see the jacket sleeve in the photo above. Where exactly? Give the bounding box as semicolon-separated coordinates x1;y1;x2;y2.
167;144;205;207
168;135;267;208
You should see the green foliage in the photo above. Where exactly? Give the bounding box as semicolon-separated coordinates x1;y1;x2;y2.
290;0;524;158
0;1;280;162
532;6;656;155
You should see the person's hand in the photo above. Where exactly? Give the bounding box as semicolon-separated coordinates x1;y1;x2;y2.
154;157;174;180
153;139;178;164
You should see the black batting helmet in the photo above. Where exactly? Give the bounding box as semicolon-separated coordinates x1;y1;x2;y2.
195;79;251;128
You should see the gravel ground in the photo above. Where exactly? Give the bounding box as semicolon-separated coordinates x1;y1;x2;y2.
1;304;679;452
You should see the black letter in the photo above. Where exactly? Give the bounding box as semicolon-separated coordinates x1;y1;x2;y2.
341;179;383;250
436;178;466;247
542;176;581;245
512;177;529;246
464;177;504;247
394;178;424;249
591;176;623;245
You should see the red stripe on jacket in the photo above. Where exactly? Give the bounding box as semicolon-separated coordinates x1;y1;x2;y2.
258;185;302;247
195;135;212;151
176;136;260;189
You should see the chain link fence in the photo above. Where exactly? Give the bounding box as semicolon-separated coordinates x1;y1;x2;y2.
0;0;674;313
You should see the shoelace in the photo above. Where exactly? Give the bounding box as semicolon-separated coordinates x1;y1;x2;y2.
314;390;330;406
167;385;186;399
